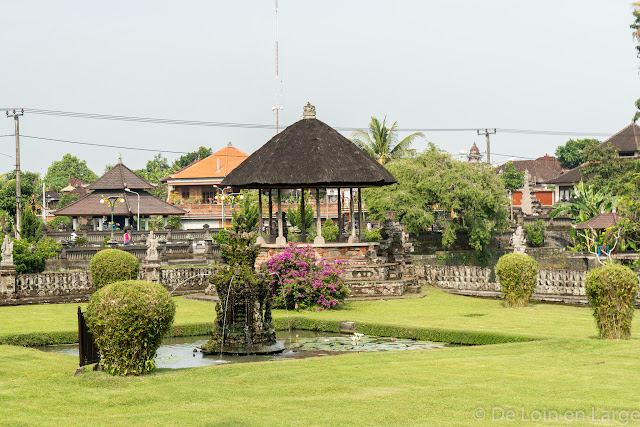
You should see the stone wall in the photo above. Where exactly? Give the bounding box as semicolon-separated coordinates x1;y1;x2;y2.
1;266;219;306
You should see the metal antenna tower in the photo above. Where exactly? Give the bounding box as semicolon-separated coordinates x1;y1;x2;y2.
272;0;283;133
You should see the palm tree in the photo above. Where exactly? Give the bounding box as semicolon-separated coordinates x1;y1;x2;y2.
549;181;620;223
351;117;424;165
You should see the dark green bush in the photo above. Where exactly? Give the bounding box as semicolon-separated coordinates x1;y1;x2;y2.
12;237;61;274
85;280;176;375
90;249;140;289
48;216;71;231
524;220;546;247
495;253;539;307
585;263;639;339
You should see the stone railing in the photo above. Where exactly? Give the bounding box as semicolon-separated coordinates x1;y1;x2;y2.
409;264;640;304
43;228;212;245
2;266;220;306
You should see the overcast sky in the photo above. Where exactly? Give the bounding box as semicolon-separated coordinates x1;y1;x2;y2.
1;1;638;178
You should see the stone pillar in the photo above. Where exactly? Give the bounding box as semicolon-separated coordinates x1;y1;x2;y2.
314;188;325;245
348;188;358;243
299;189;307;243
187;234;194;254
141;263;162;284
337;188;343;242
268;189;273;242
256;190;267;245
0;267;17;301
276;189;287;245
357;188;363;242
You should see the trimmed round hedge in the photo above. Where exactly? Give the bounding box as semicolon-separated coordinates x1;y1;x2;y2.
90;249;140;289
495;253;539;307
586;263;639;339
85;280;176;375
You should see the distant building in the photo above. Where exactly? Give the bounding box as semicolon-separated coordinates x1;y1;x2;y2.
545;123;640;201
60;176;90;195
497;154;564;209
162;143;249;204
467;142;482;163
161;143;249;229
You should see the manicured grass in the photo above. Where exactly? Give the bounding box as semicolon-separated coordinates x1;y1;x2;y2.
2;288;640;425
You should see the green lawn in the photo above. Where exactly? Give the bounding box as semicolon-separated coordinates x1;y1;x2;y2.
2;288;640;426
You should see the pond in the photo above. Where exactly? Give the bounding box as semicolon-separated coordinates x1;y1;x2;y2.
38;330;452;369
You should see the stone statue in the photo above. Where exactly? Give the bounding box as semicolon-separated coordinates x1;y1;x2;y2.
510;225;527;254
1;234;14;267
145;230;159;262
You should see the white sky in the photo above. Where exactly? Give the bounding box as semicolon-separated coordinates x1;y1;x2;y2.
1;1;638;177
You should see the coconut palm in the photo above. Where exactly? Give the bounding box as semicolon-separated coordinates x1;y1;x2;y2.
351;117;424;165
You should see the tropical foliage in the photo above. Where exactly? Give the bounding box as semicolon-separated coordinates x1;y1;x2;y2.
286;191;314;233
351;117;424;165
11;236;61;274
364;144;509;255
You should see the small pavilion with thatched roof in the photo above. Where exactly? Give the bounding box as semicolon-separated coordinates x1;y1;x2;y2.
221;103;397;247
53;157;185;231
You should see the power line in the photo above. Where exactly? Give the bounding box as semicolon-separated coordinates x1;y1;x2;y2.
22;108;613;136
20;135;190;154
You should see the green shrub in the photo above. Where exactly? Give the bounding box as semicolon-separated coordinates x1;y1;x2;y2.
495;253;539;307
363;228;381;242
48;216;71;231
85;280;176;375
322;218;339;241
74;237;88;247
101;237;110;247
12;237;61;274
585;263;639;339
90;249;140;289
524;220;546;247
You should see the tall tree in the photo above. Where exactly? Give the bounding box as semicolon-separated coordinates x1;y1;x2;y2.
581;143;640;195
555;139;600;169
364;144;509;253
0;171;40;218
500;162;525;192
172;146;212;171
45;154;98;191
351;117;424;165
134;153;172;199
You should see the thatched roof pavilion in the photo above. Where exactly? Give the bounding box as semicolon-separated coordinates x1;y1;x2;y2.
53;158;185;231
221;103;397;245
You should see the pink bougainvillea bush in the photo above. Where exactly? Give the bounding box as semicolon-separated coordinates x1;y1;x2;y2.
265;243;348;310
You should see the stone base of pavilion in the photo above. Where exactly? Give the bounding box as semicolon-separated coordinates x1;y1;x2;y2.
255;241;420;298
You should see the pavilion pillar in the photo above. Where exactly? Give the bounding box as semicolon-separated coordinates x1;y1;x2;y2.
314;188;325;245
98;218;103;231
357;188;363;242
145;218;149;231
337;188;343;242
72;217;78;231
268;189;273;242
256;190;266;245
276;189;286;245
125;218;130;227
348;188;358;243
299;189;307;242
163;217;167;228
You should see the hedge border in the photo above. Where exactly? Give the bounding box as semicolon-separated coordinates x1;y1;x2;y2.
1;318;536;348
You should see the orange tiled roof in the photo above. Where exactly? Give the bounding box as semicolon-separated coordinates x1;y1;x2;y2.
168;144;249;180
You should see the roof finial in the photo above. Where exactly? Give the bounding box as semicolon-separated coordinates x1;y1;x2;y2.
117;153;122;164
227;141;232;147
303;102;316;119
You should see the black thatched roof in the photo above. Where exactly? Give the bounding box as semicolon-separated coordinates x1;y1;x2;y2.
221;112;397;189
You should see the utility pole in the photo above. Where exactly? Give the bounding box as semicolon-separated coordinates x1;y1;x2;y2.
272;0;283;133
6;109;23;238
477;128;496;165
